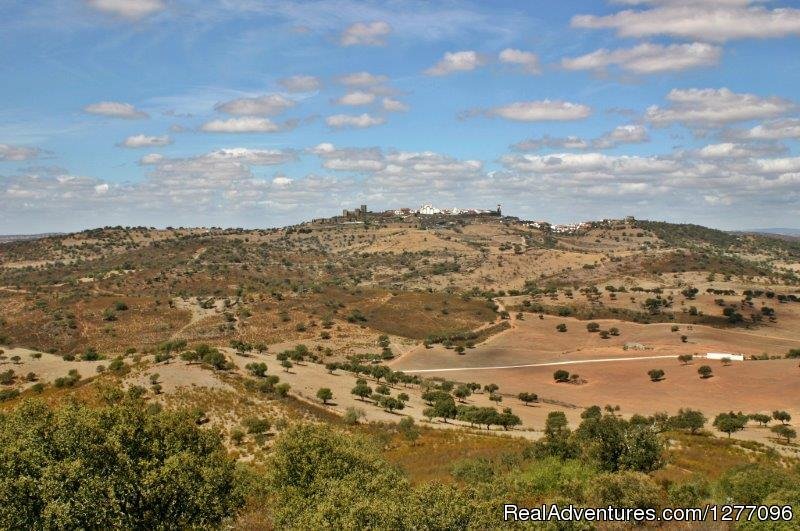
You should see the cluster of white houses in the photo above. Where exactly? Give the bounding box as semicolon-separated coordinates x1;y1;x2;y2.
314;203;503;224
399;204;502;216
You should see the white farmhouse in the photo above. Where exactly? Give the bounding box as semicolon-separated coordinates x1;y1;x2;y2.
706;352;744;361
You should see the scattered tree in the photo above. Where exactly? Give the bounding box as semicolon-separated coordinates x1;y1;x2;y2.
316;387;333;405
517;392;538;406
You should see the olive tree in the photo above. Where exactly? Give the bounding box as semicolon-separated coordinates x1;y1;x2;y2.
0;398;242;529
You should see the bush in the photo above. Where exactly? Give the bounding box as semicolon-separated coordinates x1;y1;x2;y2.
343;407;365;425
0;370;14;385
242;416;271;434
0;389;20;402
81;347;101;361
589;471;663;512
553;370;570;383
0;398;243;528
697;365;713;378
450;458;494;483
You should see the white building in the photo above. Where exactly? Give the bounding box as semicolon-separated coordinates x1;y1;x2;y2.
706;352;744;361
417;204;441;215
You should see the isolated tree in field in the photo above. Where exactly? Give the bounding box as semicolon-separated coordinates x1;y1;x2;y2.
681;287;699;300
713;412;748;438
351;382;372;401
342;407;365;425
771;425;796;444
556;323;568;332
453;385;471;403
199;347;227;370
553;369;570;383
280;359;293;373
518;392;538;406
697;365;713;379
489;392;503;404
498;408;522;430
749;413;771;426
316;387;333;404
609;327;620;336
678;354;693;365
371;365;392;383
587;322;600;333
245;362;267;378
421;389;450;405
398;417;420;445
644;298;663;314
773;410;792;424
671;409;706;434
429;396;457;423
647;369;665;382
378;396;404;412
483;383;499;394
545;411;569;435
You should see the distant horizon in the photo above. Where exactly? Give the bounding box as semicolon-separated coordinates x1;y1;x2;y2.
1;211;799;238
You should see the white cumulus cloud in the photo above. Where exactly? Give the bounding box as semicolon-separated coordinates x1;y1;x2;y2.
215;94;295;116
119;134;172;148
337;72;389;86
0;144;45;161
425;51;485;76
325;113;386;129
499;49;541;74
562;42;721;74
200;117;282;133
87;0;165;20
646;88;794;127
278;75;321;93
84;101;148;119
340;21;392;46
382;98;409;112
592;124;649;149
572;1;800;42
488;100;592;122
335;91;376;106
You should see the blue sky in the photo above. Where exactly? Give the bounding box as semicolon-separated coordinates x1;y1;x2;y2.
2;0;800;233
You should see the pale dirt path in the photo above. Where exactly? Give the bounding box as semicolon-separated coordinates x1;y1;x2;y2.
402;354;680;373
169;297;233;340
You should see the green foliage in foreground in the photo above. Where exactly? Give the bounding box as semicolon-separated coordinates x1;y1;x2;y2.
265;423;500;529
0;398;243;529
2;396;799;529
